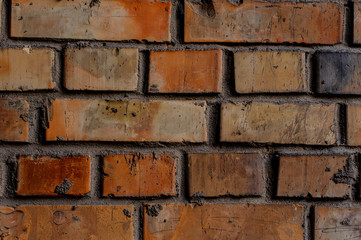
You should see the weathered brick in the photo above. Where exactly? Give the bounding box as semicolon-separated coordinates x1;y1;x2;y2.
11;0;171;41
0;48;55;91
347;105;361;146
220;102;336;145
0;205;134;239
65;48;138;91
103;153;177;197
0;99;29;142
315;207;361;239
46;99;207;142
17;155;91;196
148;50;222;93
316;53;361;94
277;155;350;198
144;203;304;240
185;1;343;44
354;3;361;44
234;51;306;93
188;153;263;197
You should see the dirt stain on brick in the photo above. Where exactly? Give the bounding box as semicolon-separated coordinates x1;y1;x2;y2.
145;204;163;217
54;179;72;195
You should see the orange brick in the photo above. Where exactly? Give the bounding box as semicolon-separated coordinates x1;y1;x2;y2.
11;0;171;41
221;102;336;145
46;99;207;142
64;48;138;91
185;1;343;44
347;105;361;146
277;155;350;198
0;48;55;91
234;51;306;93
354;3;361;44
103;153;176;197
144;203;304;240
188;153;263;197
17;155;91;197
148;50;222;93
0;99;29;142
315;207;361;239
0;205;134;239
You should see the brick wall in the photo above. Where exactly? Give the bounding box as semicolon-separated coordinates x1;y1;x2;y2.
0;0;359;239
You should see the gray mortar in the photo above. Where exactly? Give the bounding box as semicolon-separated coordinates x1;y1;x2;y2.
0;0;360;240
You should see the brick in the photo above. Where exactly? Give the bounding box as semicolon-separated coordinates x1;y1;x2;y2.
315;207;361;239
220;102;335;145
0;48;55;91
0;99;29;142
235;51;306;93
148;50;222;93
0;205;134;239
64;48;138;91
103;153;177;197
316;53;361;94
354;3;361;44
347;105;361;146
144;203;304;240
11;0;171;41
277;155;350;198
46;99;207;142
188;153;263;197
185;1;343;44
17;155;91;197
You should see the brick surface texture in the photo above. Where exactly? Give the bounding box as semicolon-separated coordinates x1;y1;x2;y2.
0;0;359;239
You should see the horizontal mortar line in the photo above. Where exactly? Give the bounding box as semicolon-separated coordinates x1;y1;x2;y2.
4;93;361;104
0;144;361;155
1;197;361;207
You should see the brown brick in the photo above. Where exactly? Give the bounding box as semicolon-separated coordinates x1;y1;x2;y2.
103;153;177;197
0;48;55;91
234;51;306;93
185;1;343;44
315;207;361;239
188;153;263;197
17;155;91;197
148;50;222;93
144;203;304;240
220;102;335;145
347;105;361;146
277;155;350;198
354;3;361;44
64;48;138;91
0;99;29;142
0;205;134;239
46;99;207;142
11;0;171;41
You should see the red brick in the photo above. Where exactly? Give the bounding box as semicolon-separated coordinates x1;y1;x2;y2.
347;105;361;146
277;155;350;198
234;51;306;93
354;3;361;44
148;50;222;93
188;153;263;197
46;99;207;142
11;0;171;41
17;155;91;197
0;99;29;142
315;207;361;240
64;48;138;91
220;102;336;145
103;153;177;197
0;205;134;239
0;48;55;91
144;203;304;240
185;1;343;44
